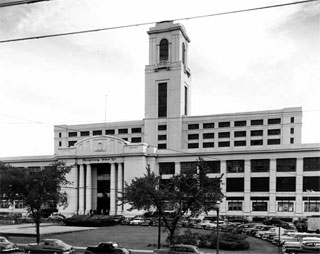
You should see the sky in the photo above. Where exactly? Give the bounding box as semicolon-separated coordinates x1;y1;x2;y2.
0;0;319;157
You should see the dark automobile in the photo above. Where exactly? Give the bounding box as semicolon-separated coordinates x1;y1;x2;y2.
24;239;74;254
84;241;130;254
0;236;19;253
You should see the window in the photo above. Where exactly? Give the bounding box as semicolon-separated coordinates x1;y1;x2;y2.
93;130;102;136
268;139;280;145
80;131;89;136
182;42;186;65
15;200;26;209
131;137;141;143
219;132;230;138
118;128;128;134
68;132;77;137
188;124;199;130
188;143;199;149
234;140;246;146
251;140;263;146
268;118;281;124
251;159;270;172
184;86;188;115
251;177;269;192
235;131;246;137
159;39;169;62
122;137;128;141
158;125;167;131
252;200;268;211
203;133;214;139
268;129;281;135
226;178;244;192
158;143;167;149
158;135;167;141
218;141;230;147
303;157;320;171
228;201;243;211
132;128;142;133
181;162;197;174
0;200;9;208
158;82;167;117
234;120;246;127
59;141;62;147
188;134;199;140
159;162;175;175
290;128;294;134
251;130;263;136
206;161;220;173
227;160;244;173
203;122;214;129
304;198;320;212
291;117;294;123
68;141;77;147
59;133;62;138
303;176;320;191
218;122;230;128
203;142;214;148
277;198;295;212
290;138;294;144
276;158;296;172
276;177;296;192
105;129;115;135
251;119;263;126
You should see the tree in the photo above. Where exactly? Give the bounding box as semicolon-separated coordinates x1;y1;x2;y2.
0;161;72;243
121;157;224;245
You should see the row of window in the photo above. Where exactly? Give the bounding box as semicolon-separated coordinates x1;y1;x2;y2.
186;139;286;149
159;157;320;175
226;177;320;192
227;200;319;212
65;127;142;138
187;117;290;130
187;128;292;140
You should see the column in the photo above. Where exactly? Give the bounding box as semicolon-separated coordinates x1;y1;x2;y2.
269;159;277;214
117;163;123;213
73;165;79;214
110;163;116;215
244;159;251;214
79;164;85;214
175;161;181;175
85;164;92;214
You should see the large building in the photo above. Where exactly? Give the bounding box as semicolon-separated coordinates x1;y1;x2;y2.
1;21;319;221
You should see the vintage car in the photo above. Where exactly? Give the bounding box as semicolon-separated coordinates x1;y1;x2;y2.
154;244;203;254
0;236;19;253
282;237;320;253
84;241;130;254
24;239;74;254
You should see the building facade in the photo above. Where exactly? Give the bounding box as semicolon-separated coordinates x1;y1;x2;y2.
1;21;319;221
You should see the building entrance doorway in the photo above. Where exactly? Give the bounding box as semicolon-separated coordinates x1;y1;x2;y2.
94;163;111;215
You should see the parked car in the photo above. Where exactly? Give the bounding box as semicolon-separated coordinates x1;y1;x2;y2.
279;232;320;246
154;244;203;254
0;236;19;253
48;213;66;222
84;241;130;254
129;218;145;225
282;237;320;253
24;239;74;254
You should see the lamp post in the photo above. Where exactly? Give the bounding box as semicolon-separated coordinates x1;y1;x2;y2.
214;201;221;254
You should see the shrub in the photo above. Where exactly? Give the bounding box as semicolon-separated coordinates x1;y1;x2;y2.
63;215;117;227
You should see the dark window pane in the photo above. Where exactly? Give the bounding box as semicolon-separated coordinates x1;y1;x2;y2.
206;161;220;173
131;137;141;143
80;131;89;136
68;132;77;137
251;140;263;146
234;140;246;146
158;83;167;117
203;123;215;129
158;135;167;141
159;162;175;175
268;129;281;135
219;122;230;128
226;178;244;192
251;159;270;172
227;160;244;173
118;128;128;134
203;142;214;148
252;201;268;211
303;157;320;171
68;141;77;147
188;124;199;130
188;143;199;149
181;162;197;174
268;139;281;145
105;129;115;135
93;130;102;136
251;177;269;192
268;118;281;125
158;125;167;131
188;134;199;140
251;130;263;136
235;131;246;137
159;39;169;61
218;141;230;147
131;128;142;133
276;158;296;172
303;176;320;191
251;119;263;126
234;121;246;127
276;177;296;192
203;133;214;139
158;143;167;149
219;132;230;138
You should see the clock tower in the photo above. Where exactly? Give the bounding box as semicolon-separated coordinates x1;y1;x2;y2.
144;21;192;151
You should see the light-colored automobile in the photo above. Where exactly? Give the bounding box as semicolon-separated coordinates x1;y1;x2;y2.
282;237;320;254
154;244;203;254
280;232;320;246
0;236;19;253
129;218;145;225
24;239;74;254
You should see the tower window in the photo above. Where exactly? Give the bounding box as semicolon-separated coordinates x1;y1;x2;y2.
182;42;186;65
159;39;169;62
158;82;167;117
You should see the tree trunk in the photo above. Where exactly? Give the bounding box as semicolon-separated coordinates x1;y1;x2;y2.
35;215;40;243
